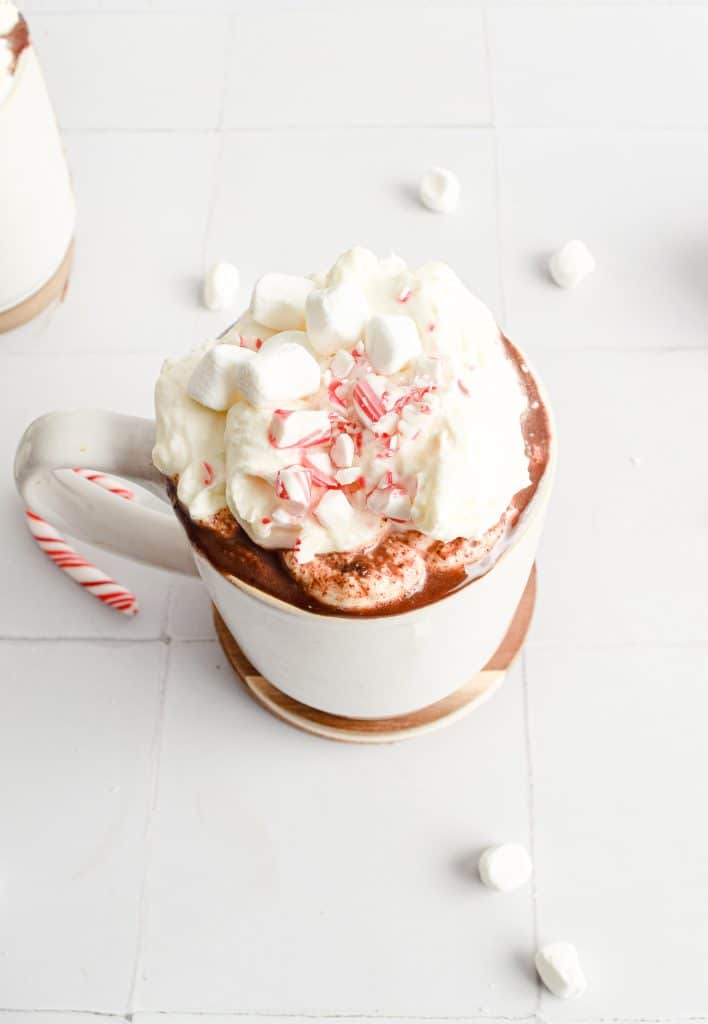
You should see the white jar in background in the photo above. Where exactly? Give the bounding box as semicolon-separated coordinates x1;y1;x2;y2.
0;6;75;331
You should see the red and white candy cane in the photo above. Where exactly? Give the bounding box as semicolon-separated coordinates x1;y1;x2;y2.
25;469;140;616
71;468;136;501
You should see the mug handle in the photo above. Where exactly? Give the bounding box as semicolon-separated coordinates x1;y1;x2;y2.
14;410;198;576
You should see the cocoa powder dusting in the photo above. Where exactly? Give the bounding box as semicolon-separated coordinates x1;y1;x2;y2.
168;335;552;618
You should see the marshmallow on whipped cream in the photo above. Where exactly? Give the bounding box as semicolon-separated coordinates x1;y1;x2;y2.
153;248;531;564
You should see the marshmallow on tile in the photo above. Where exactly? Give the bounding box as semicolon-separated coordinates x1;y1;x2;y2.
305;281;369;355
478;843;533;892
535;943;587;1000
331;432;355;468
419;166;460;213
236;341;320;408
270;409;331;449
548;240;595;289
202;261;240;311
330;349;355;380
250;273;313;330
365;314;421;375
187;344;255;411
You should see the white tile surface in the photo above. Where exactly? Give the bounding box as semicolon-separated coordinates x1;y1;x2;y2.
497;128;708;351
489;6;708;127
206;128;502;322
4;2;708;1016
135;1018;528;1024
1;352;172;638
167;576;214;640
0;1017;127;1024
222;8;489;127
135;643;534;1015
529;348;708;650
32;13;230;130
3;133;218;357
527;645;708;1019
0;641;165;1009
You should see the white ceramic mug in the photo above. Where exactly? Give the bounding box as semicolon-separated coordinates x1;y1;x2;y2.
14;389;556;719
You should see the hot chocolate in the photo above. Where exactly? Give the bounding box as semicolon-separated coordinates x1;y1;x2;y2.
154;249;551;617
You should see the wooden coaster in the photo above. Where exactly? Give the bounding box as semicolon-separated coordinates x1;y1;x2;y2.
213;565;536;744
0;241;74;334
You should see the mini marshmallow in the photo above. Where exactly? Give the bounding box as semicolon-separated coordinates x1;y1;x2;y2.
251;273;313;330
535;943;587;1000
331;349;355;380
202;261;240;311
419;166;460;214
270;409;331;449
236;341;320;408
365;314;421;375
548;240;596;289
331;433;355;468
187;344;255;411
335;467;361;486
478;843;533;892
260;330;311;354
306;282;369;356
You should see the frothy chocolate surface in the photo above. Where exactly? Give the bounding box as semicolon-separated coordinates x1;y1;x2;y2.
168;337;551;617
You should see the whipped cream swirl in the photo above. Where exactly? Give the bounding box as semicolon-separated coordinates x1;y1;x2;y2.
153;249;530;564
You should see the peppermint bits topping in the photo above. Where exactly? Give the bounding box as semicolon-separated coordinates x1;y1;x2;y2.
269;409;331;449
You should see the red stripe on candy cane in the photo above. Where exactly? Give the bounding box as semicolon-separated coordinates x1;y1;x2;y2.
353;379;386;425
25;476;140;617
72;468;135;501
25;510;139;617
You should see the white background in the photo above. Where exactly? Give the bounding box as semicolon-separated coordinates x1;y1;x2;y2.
3;1;708;1021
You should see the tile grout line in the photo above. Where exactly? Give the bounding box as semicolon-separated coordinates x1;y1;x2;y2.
0;635;215;645
125;643;173;1014
0;1013;538;1022
520;650;541;1015
5;1013;708;1023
